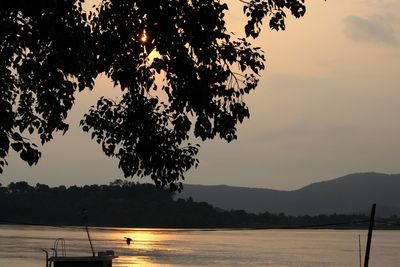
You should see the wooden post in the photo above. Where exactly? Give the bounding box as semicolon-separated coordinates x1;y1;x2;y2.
364;203;376;267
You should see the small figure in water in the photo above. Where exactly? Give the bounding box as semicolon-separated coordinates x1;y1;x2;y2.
124;237;133;246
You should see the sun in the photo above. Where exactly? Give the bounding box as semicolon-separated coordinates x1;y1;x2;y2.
140;29;148;44
138;29;161;64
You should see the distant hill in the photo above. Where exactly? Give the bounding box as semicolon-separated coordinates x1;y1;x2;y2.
177;172;400;216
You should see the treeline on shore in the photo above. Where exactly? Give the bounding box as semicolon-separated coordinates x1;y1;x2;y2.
1;180;399;229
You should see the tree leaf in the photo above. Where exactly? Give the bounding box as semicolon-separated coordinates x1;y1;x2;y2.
11;143;23;152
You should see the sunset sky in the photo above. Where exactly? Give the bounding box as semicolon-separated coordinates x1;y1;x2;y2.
2;0;400;190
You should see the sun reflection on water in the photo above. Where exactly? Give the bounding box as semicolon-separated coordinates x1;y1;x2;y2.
116;256;175;267
98;228;186;267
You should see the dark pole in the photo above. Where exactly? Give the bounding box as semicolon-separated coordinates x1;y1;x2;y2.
364;203;376;267
359;235;362;267
42;249;49;267
85;224;95;257
81;209;96;257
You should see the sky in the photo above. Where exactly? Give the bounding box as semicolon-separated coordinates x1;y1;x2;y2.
1;0;400;190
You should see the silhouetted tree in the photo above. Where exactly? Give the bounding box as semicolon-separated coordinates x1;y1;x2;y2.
35;183;50;192
242;0;307;37
1;0;308;190
7;181;34;194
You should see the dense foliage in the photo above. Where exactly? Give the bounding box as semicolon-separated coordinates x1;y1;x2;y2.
1;0;308;190
1;181;398;229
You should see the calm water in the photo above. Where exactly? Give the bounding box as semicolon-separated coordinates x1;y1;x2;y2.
0;225;399;266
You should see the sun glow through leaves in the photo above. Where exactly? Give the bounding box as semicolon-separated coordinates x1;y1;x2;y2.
140;29;148;43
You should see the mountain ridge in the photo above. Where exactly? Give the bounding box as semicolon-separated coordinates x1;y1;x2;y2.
178;172;400;216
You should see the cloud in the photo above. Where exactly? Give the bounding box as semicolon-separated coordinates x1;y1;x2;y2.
343;14;399;45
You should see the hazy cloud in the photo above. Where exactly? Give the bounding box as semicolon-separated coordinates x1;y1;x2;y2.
362;0;400;9
344;14;399;45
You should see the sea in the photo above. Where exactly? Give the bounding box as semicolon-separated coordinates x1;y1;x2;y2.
0;224;399;266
